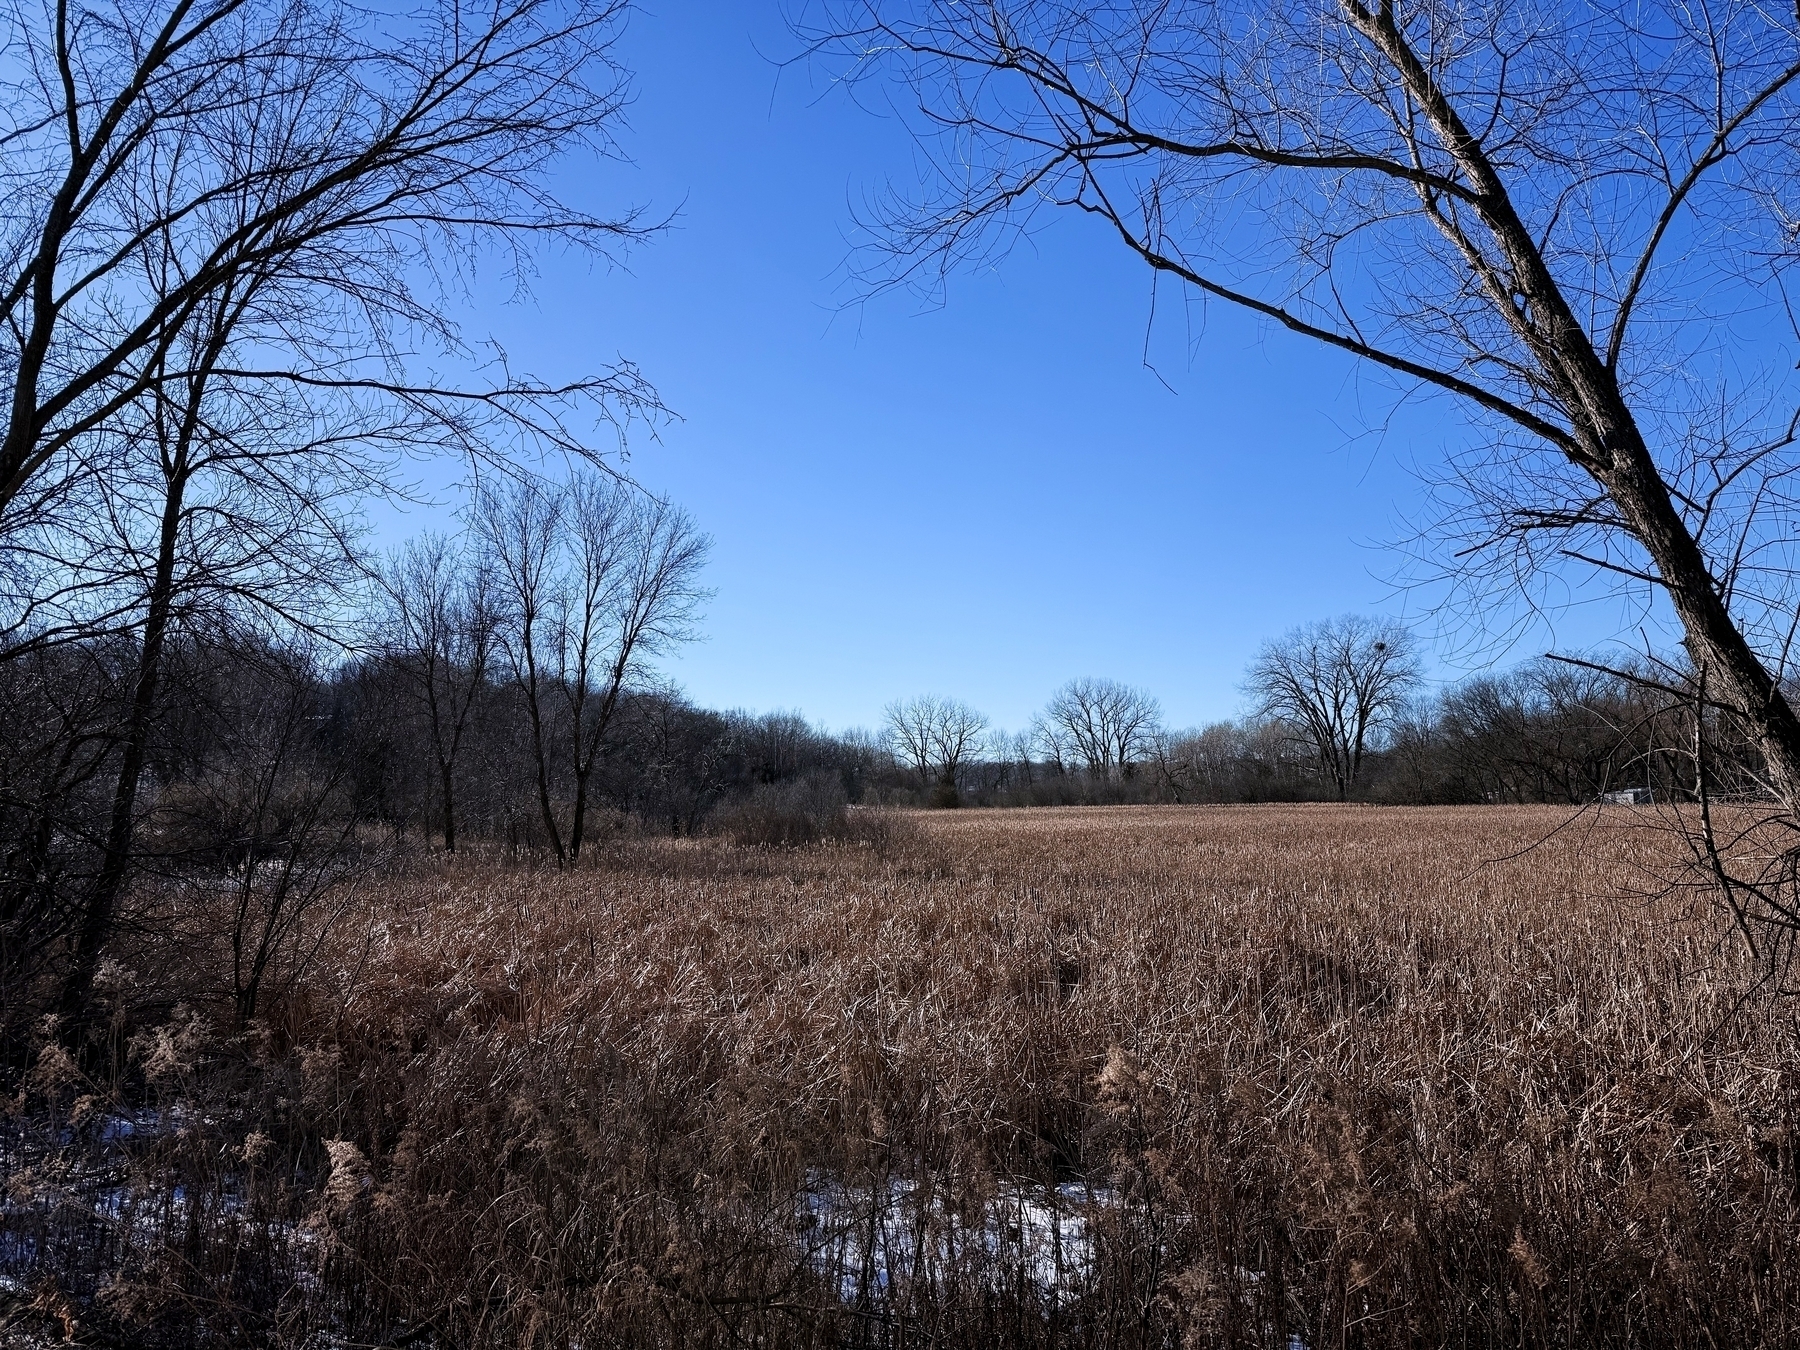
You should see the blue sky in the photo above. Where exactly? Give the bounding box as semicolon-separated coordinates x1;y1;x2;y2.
388;1;1659;734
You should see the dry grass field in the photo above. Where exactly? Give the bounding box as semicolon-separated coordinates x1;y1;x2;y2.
6;804;1800;1347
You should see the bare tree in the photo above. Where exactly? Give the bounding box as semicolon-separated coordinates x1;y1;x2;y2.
992;726;1037;787
928;698;988;800
476;477;567;862
1028;711;1073;777
557;478;710;859
1040;677;1163;780
1246;616;1422;800
883;694;988;802
478;470;710;863
0;0;660;546
379;535;497;853
808;4;1800;829
883;696;938;788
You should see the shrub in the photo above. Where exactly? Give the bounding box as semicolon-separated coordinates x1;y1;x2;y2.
712;773;850;847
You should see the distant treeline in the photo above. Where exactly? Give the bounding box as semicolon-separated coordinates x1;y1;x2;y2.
870;656;1716;810
0;630;1726;897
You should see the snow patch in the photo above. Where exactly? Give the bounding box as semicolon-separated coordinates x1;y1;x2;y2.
799;1172;1112;1303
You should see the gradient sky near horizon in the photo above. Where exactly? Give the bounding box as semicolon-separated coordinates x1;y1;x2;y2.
386;1;1666;735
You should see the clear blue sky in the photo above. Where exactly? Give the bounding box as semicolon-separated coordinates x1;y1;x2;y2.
391;1;1661;734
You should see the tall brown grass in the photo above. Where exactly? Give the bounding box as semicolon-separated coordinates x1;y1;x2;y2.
4;805;1797;1347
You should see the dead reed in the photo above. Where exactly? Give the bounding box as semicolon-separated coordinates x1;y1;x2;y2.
4;805;1797;1347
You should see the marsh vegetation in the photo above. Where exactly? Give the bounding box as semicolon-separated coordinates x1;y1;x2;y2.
4;806;1795;1346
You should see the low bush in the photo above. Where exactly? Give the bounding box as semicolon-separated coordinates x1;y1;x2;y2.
712;773;852;847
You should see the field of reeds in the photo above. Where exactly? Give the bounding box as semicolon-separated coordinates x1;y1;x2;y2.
4;804;1799;1348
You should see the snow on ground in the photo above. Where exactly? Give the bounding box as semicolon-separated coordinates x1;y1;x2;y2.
799;1171;1111;1302
798;1172;1310;1349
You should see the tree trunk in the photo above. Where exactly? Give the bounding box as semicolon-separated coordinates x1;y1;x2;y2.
569;667;627;862
570;767;590;860
1586;451;1800;810
438;757;457;853
519;653;565;865
57;468;185;1030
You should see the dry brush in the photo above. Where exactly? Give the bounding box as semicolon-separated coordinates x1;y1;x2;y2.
3;806;1796;1347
